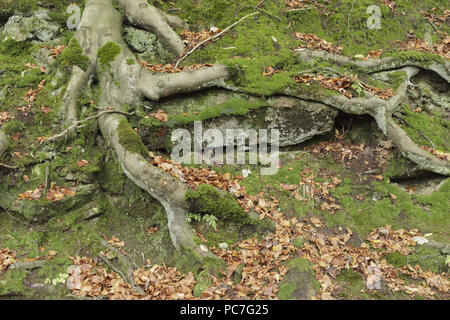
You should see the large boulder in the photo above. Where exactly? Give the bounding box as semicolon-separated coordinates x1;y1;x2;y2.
138;90;338;151
1;10;59;42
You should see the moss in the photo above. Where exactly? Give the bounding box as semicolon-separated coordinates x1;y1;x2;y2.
97;41;122;70
398;104;450;153
0;269;27;296
116;119;148;157
277;258;320;300
0;39;33;57
383;252;407;267
193;270;212;297
1;120;26;135
126;58;135;65
185;184;252;225
293;236;305;248
58;38;90;71
389;50;446;66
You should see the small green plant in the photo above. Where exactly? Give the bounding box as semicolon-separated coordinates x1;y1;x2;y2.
187;213;218;231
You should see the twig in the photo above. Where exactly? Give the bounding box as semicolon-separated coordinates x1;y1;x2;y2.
407;254;439;265
0;204;29;226
174;12;259;69
347;0;357;33
418;130;436;151
0;163;17;169
286;7;313;13
45;109;135;144
242;5;281;21
97;253;145;295
43;166;49;197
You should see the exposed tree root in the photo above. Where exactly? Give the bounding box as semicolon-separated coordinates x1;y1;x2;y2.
56;0;449;256
293;51;450;176
118;0;185;56
61;0;227;257
60;65;95;126
296;50;450;82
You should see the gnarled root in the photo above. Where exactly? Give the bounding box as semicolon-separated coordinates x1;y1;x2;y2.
60;0;228;256
294;51;450;176
296;50;450;82
118;0;185;56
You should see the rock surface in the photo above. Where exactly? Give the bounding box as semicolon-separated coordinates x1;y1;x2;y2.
1;10;59;42
138;90;338;150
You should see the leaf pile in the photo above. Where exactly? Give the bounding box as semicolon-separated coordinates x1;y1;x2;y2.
18;182;76;201
294;33;344;54
294;73;355;98
421;9;450;30
0;249;16;273
298;221;449;299
294;73;394;99
395;34;450;60
366;49;385;59
145;109;168;122
305;138;395;174
67;256;196;300
49;45;66;58
421;145;450;161
281;168;342;214
181;29;222;52
383;0;397;15
367;225;420;255
138;59;213;73
24;80;45;103
0;111;14;124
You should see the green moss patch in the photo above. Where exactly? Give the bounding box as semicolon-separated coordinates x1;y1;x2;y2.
97;41;122;69
58;38;90;71
117;119;148;157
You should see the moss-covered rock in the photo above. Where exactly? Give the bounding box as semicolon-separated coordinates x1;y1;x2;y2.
277;258;320;300
186;184;252;225
1;10;59;42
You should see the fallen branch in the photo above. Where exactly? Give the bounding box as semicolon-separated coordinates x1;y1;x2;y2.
0;163;17;169
174;12;259;69
0;204;29;226
10;260;45;270
45;109;135;144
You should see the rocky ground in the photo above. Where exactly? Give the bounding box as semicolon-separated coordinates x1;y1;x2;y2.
0;0;449;300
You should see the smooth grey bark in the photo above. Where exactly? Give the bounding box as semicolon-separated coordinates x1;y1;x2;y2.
61;0;228;256
57;0;449;255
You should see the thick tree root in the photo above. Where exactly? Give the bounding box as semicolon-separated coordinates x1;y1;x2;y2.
118;0;185;56
296;50;450;82
60;65;95;125
58;0;449;255
293;51;450;176
61;0;227;256
0;130;7;158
